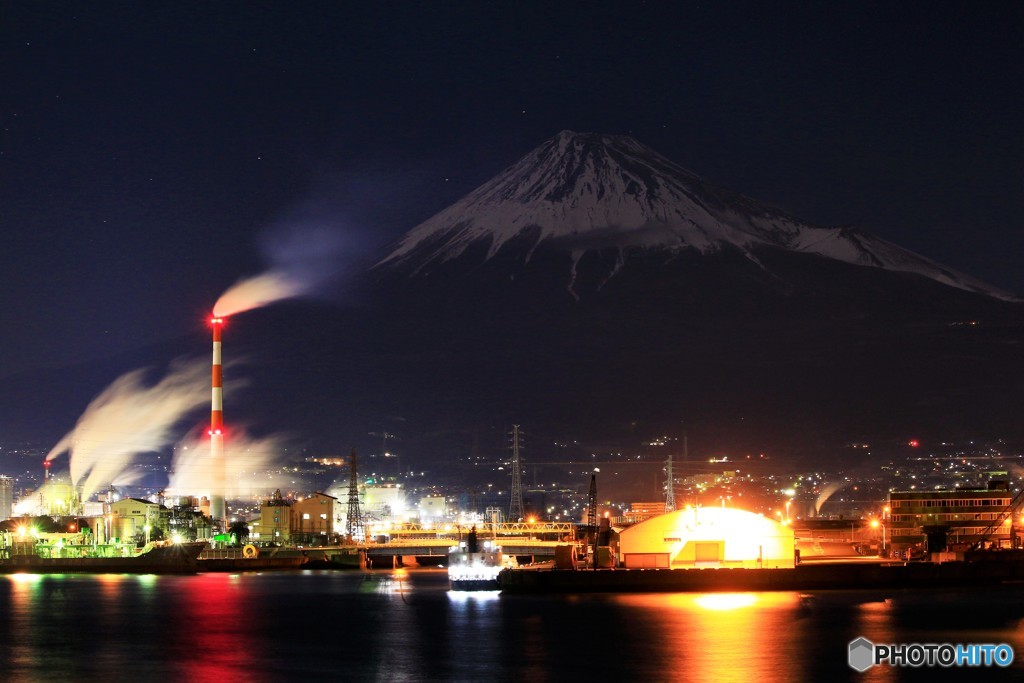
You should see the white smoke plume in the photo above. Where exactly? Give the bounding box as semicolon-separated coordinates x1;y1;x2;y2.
12;492;40;517
167;429;292;500
46;358;213;501
213;222;356;318
814;481;847;515
13;480;76;517
213;270;306;318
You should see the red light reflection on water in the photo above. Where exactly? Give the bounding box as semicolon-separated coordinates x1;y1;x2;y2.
165;574;254;683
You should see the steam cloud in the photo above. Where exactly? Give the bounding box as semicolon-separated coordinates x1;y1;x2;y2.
45;216;361;504
814;481;846;515
167;429;292;500
46;359;214;501
213;222;357;317
44;358;293;503
213;270;306;318
13;480;74;517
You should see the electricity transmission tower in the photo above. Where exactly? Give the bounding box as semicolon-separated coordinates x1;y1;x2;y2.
587;472;598;568
587;472;598;529
666;431;690;511
345;448;365;542
509;425;524;522
665;449;675;512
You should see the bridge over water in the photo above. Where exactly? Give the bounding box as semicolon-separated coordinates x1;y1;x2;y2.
339;521;579;559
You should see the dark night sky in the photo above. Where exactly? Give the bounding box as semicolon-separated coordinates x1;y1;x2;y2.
2;1;1022;381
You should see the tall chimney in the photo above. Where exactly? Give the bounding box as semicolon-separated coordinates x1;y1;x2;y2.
209;316;226;529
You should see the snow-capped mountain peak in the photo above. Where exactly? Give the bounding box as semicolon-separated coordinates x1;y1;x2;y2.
378;131;1016;301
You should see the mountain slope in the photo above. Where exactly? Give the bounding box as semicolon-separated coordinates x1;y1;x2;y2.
378;131;1015;301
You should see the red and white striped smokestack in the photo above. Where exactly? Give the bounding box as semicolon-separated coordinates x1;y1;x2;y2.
209;316;226;528
210;316;224;436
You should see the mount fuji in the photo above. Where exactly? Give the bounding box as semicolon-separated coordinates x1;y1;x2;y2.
4;133;1021;474
356;131;1024;464
378;131;1016;303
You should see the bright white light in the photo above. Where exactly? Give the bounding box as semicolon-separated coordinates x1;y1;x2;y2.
694;593;757;611
448;563;502;582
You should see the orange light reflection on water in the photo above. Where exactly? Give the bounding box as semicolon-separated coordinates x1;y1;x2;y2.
5;574;44;676
852;599;896;683
615;592;807;683
692;592;758;611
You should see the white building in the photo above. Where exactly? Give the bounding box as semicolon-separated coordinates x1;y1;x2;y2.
618;506;795;569
0;476;12;521
362;485;407;519
418;496;446;520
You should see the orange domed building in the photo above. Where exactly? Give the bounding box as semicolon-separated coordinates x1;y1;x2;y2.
617;506;795;569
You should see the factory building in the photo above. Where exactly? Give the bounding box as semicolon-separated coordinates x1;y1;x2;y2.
623;502;667;525
0;476;12;521
292;492;338;544
362;484;407;520
249;490;338;545
109;497;164;544
617;506;795;569
249;489;293;543
888;483;1017;551
418;496;446;520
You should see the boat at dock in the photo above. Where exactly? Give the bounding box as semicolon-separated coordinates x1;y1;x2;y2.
197;544;309;571
0;541;206;574
497;552;1024;593
447;526;503;590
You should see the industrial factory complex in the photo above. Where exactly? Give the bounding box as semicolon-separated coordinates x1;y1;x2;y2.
2;446;1024;579
2;310;1024;583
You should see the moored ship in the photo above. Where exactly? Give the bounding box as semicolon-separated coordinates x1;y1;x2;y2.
0;540;206;574
448;526;503;590
197;544;309;571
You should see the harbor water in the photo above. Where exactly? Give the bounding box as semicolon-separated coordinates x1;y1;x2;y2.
2;569;1024;682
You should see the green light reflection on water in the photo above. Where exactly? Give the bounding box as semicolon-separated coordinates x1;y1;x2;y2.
136;574;157;587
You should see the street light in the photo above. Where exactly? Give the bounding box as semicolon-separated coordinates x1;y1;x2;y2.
870;518;887;557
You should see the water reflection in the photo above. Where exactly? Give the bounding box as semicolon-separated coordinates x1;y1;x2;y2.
853;600;896;683
616;592;807;683
5;573;41;680
446;590;501;605
166;573;259;683
3;572;1024;681
692;592;758;611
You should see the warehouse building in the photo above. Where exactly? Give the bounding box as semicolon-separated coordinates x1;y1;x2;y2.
617;506;795;569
